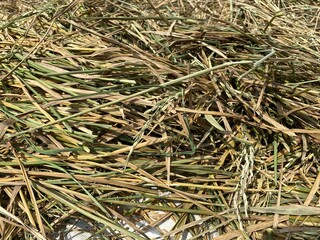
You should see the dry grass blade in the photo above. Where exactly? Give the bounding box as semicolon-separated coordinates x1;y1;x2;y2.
33;182;145;240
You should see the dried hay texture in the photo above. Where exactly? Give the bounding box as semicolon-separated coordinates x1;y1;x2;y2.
0;0;320;239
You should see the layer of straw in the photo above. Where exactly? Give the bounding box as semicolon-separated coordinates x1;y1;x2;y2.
0;0;320;239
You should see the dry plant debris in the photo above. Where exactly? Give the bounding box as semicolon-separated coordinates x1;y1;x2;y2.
0;0;320;239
